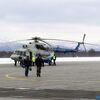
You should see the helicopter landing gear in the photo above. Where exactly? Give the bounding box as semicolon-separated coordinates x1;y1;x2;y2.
49;61;52;66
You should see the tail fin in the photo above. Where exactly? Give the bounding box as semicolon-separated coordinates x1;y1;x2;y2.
74;42;81;51
74;34;86;52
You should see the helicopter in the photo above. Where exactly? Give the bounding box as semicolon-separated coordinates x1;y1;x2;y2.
10;34;90;66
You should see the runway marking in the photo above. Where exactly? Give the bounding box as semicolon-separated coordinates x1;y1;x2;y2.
6;74;29;80
5;74;100;84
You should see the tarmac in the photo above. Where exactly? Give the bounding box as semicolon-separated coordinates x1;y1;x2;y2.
0;61;100;100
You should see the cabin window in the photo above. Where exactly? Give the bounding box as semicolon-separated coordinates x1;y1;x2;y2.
35;44;45;50
15;51;26;56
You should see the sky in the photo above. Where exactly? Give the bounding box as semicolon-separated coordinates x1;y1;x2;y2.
0;0;100;43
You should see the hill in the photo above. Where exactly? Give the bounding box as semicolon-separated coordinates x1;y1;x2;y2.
0;42;22;51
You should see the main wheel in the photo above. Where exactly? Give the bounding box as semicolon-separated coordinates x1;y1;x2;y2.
49;61;52;66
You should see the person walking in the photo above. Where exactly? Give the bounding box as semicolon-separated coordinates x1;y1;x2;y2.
35;54;43;77
23;56;31;77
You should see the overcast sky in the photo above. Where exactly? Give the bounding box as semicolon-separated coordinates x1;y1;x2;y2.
0;0;100;43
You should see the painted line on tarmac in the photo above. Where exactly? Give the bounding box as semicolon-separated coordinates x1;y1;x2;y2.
2;86;31;90
5;74;100;84
6;74;29;80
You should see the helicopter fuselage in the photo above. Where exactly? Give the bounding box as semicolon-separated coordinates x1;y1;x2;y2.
10;42;54;66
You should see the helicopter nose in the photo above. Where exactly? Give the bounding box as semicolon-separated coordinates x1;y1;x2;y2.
10;54;19;60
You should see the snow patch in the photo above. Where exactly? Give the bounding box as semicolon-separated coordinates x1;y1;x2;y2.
0;57;100;64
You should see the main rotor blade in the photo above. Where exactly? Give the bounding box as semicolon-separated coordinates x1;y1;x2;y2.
4;39;27;43
83;42;100;46
16;36;99;47
5;36;100;48
42;38;78;43
43;38;100;47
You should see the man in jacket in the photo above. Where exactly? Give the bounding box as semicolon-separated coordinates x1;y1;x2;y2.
24;56;31;77
35;54;43;77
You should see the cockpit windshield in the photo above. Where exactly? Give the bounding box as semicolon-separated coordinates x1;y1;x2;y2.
35;44;50;51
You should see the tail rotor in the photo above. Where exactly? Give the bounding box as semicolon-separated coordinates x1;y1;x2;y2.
81;34;87;52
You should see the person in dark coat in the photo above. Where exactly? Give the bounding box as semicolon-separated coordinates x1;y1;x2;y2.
35;54;44;77
24;56;31;77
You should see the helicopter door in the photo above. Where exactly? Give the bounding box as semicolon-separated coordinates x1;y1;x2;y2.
29;51;32;66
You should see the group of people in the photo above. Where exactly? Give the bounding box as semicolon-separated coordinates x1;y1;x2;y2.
23;54;43;77
22;53;56;77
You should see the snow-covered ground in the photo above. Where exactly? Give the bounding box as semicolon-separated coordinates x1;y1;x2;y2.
0;57;100;64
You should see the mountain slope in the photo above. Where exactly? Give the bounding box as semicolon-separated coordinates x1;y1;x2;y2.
0;42;22;51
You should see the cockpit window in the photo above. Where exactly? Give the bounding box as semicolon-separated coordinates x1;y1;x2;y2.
35;44;50;51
